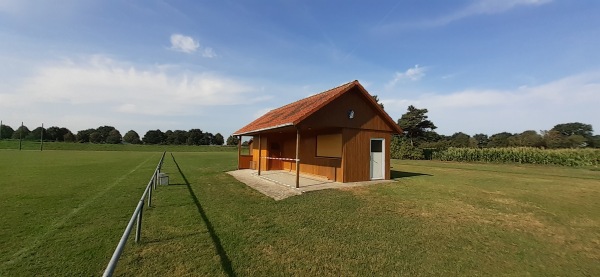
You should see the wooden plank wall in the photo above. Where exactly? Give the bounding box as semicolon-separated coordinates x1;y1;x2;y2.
251;135;268;171
343;129;391;182
299;87;394;132
250;128;391;182
239;155;253;169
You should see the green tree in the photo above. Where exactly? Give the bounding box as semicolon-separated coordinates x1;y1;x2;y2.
370;95;385;110
450;132;470;148
76;128;95;143
0;124;15;139
27;126;45;140
550;123;594;147
187;129;203;145
226;135;239;146
508;130;543;147
170;130;188;145
390;135;423;159
588;135;600;148
106;129;122;144
397;105;437;146
487;132;513;147
473;133;489;148
123;130;141;144
142;129;165;144
212;133;225;145
45;126;62;141
163;130;174;144
96;126;117;143
63;132;75;142
12;125;30;139
89;132;102;143
542;130;567;148
551;122;593;139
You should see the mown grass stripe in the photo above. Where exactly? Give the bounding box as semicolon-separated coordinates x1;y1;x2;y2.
1;154;155;268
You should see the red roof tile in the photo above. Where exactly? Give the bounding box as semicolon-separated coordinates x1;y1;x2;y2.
233;80;402;135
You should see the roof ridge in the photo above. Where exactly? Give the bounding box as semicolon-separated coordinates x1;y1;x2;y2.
270;80;356;112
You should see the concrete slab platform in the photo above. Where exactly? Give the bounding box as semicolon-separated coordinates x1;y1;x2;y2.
227;169;395;200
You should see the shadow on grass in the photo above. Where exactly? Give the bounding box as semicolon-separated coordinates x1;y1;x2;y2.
391;170;432;179
171;153;236;277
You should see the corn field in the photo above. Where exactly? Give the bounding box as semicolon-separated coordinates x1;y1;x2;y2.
432;147;600;166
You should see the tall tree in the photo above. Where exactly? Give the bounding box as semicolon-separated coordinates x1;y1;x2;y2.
12;125;30;139
163;130;174;144
76;128;95;143
187;129;203;145
123;130;141;144
63;132;75;142
551;122;593;138
487;132;513;147
27;126;45;140
89;132;102;143
45;126;62;141
142;129;165;144
509;130;543;147
226;135;239;146
95;126;117;142
201;132;214;145
450;132;471;148
473;133;489;148
370;95;385;110
0;124;14;139
397;105;437;146
212;133;225;145
588;135;600;148
106;129;122;144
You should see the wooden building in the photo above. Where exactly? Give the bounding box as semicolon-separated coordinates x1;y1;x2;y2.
233;80;402;187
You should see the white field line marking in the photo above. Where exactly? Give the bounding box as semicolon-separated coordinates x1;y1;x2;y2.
1;154;155;268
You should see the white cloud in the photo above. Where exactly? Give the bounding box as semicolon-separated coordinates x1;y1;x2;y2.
433;0;552;26
464;0;551;15
170;34;200;53
388;65;426;87
0;55;268;128
169;34;217;58
383;72;600;135
381;0;552;30
202;47;216;58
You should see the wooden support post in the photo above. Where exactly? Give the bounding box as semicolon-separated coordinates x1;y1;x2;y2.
237;135;242;170
295;129;300;188
257;135;262;175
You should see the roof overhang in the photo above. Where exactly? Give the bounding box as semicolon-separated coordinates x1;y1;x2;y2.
232;123;294;136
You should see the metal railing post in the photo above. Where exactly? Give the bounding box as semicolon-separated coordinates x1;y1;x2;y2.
135;203;143;243
148;182;152;207
103;151;166;276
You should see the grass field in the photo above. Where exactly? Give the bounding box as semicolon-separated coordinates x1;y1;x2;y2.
1;150;599;276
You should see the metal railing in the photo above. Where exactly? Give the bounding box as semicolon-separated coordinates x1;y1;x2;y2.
103;151;166;277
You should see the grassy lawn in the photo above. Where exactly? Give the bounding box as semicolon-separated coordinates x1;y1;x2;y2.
1;150;599;276
118;155;600;276
0;150;162;276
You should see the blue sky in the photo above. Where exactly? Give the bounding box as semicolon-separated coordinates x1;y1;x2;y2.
1;0;599;137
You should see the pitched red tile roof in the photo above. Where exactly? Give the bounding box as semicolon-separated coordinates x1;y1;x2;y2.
233;80;402;135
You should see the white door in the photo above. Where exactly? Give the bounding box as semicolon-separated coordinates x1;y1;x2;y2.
370;139;384;180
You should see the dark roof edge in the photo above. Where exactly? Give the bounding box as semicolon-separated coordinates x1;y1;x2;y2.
232;123;294;136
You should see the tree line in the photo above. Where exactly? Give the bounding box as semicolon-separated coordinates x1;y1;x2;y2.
393;105;599;159
0;124;226;146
